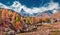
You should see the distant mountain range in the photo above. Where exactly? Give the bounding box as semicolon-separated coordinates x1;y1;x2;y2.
0;1;60;17
18;8;54;17
0;7;59;17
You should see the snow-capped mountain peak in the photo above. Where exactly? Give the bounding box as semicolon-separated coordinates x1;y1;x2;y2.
10;1;24;13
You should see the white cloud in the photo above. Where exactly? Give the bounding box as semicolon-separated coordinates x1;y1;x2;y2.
0;1;59;14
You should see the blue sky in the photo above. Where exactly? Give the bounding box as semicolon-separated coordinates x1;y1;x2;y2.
0;0;60;8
